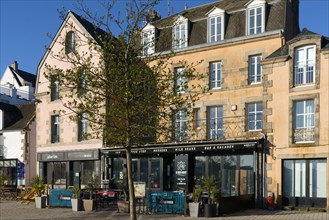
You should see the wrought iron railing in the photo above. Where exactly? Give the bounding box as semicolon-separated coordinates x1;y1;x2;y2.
293;128;315;143
174;116;262;142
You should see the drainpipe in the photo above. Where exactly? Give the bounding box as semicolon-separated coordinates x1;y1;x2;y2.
260;133;267;209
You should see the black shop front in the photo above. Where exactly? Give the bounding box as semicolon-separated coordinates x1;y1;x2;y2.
101;139;266;213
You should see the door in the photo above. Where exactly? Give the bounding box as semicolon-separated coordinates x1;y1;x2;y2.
283;159;327;207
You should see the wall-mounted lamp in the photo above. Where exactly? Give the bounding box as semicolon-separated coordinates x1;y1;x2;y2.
231;105;237;111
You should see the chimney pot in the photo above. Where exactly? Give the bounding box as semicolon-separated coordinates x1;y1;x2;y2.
11;61;18;72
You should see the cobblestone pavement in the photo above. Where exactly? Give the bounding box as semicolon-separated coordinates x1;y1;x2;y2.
1;200;328;220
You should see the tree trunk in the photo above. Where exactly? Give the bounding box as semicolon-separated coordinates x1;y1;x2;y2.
126;147;136;220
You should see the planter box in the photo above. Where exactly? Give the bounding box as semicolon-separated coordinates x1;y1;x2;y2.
204;203;217;217
71;199;83;211
117;200;130;213
189;202;200;217
82;199;95;211
35;196;47;209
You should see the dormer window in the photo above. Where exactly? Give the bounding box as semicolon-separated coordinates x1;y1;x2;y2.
246;0;266;35
207;8;225;43
173;16;188;49
65;31;76;54
141;24;155;56
294;45;316;86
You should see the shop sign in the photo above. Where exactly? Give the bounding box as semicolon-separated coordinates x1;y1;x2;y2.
174;154;188;191
67;150;98;160
106;142;257;156
40;152;64;161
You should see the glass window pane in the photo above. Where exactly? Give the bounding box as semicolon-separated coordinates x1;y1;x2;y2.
295;160;306;197
140;158;148;184
283;160;294;197
240;155;254;195
194;156;206;186
222;155;237;197
209;156;221;182
150;158;160;188
309;160;327;198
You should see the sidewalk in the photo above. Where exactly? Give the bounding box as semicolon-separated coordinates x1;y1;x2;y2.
0;200;328;220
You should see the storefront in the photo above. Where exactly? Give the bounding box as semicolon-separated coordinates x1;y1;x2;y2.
101;139;266;213
37;150;100;189
0;159;19;187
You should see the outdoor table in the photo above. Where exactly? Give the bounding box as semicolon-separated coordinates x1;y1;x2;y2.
96;190;118;207
2;187;17;200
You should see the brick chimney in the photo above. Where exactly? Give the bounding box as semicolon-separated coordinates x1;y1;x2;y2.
10;61;18;72
146;10;161;22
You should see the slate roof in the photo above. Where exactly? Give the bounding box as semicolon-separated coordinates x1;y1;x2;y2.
266;28;328;59
0;103;35;131
150;0;287;52
69;11;107;45
8;66;36;87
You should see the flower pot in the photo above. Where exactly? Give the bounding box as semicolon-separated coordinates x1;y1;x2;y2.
117;200;130;213
35;196;47;209
204;203;216;217
189;202;200;217
82;199;95;211
71;198;83;211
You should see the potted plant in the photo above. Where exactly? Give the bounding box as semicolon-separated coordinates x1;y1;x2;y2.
189;185;202;217
82;172;100;211
70;186;82;211
202;176;219;217
31;175;46;208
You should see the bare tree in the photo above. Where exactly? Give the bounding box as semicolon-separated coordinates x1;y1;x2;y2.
44;1;208;219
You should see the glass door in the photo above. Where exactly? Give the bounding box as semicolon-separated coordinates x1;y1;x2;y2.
283;159;327;208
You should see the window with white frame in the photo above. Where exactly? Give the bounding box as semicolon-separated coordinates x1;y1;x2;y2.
208;8;225;42
194;108;201;129
293;99;314;143
294;45;316;86
51;115;60;143
78;69;87;97
174;110;188;141
141;26;155;55
50;76;59;101
65;31;76;54
247;103;263;131
210;62;222;89
249;55;262;84
247;1;265;36
208;106;223;140
173;17;188;49
78;113;88;141
174;67;186;93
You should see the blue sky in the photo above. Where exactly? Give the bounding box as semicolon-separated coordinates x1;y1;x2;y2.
0;0;328;77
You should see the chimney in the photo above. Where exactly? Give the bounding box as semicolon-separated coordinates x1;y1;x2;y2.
11;61;18;72
146;10;161;22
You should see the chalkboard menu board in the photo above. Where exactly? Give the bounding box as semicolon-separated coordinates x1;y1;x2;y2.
174;154;188;191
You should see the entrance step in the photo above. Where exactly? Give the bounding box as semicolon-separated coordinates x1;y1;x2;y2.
283;206;327;212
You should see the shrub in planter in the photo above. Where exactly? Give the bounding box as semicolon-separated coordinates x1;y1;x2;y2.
70;186;82;211
189;186;202;217
202;176;220;217
31;175;46;209
82;172;100;211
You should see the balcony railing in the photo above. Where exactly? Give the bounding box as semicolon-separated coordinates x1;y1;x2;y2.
293;128;315;143
174;116;262;142
0;84;34;101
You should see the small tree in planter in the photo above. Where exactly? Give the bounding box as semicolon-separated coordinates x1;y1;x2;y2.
202;176;219;217
189;186;202;217
82;172;100;211
70;186;82;211
31;175;46;208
